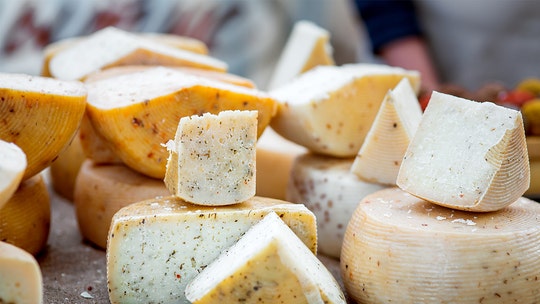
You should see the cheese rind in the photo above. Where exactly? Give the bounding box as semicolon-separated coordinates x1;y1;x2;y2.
49;132;85;200
0;140;26;209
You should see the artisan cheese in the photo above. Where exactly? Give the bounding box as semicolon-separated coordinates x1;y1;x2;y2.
0;241;43;304
341;187;540;304
351;78;423;185
0;140;26;209
74;160;170;249
78;115;123;164
267;20;334;90
397;91;530;212
86;66;276;178
107;196;317;304
0;73;86;180
287;153;386;258
270;64;420;157
185;212;345;304
164;110;257;206
49;132;84;200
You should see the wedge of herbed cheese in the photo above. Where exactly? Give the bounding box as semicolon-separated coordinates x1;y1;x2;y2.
0;140;26;209
341;187;540;304
185;212;346;304
270;64;420;157
106;196;317;304
397;91;530;212
351;78;423;185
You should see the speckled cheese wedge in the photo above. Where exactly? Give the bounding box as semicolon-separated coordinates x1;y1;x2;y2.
0;73;86;180
0;241;43;304
397;91;530;212
341;187;540;304
164;110;257;206
351;78;423;185
74;160;170;249
287;153;386;258
0;140;26;209
267;20;335;90
270;64;420;157
106;196;317;304
185;212;346;304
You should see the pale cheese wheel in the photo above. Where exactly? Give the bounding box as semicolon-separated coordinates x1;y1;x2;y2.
48;131;85;201
341;187;540;304
0;140;26;209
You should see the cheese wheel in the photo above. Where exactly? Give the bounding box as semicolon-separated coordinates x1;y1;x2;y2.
49;132;85;201
74;160;169;249
526;160;540;196
341;187;540;304
270;64;420;157
0;174;50;256
0;140;26;209
397;91;530;212
287;153;386;258
0;241;43;304
107;196;317;304
185;212;346;303
78;114;123;164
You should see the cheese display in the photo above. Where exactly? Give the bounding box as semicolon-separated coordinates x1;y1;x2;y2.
270;64;420;157
74;160;170;249
49;133;85;200
287;153;386;258
107;196;317;304
164;111;257;206
0;140;26;209
185;212;346;303
351;78;423;185
397;91;530;212
341;187;540;304
0;241;43;304
0;73;86;180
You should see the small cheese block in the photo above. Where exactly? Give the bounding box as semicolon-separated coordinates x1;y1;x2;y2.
267;20;335;90
185;212;346;304
270;64;420;157
107;196;317;304
341;187;540;304
49;132;85;201
287;153;386;258
164;110;257;206
49;27;226;81
0;174;50;256
351;78;422;185
397;91;530;212
86;66;276;178
74;160;170;249
0;241;43;304
0;140;26;209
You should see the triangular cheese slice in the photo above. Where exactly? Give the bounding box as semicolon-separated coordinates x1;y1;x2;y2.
0;140;26;209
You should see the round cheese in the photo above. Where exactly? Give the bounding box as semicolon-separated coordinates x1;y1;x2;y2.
0;140;26;209
49;132;85;201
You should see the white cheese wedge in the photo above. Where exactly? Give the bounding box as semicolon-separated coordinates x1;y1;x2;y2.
270;64;420;157
267;20;335;90
0;241;43;304
0;140;26;209
351;78;423;185
107;196;317;304
397;91;530;212
287;153;386;258
341;187;540;304
185;212;346;304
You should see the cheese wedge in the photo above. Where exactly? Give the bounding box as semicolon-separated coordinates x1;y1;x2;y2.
49;27;226;81
0;73;86;180
287;153;386;258
86;67;277;178
267;20;335;90
107;196;317;304
185;212;346;304
0;140;26;209
164;110;257;206
397;91;530;212
49;132;84;201
74;160;170;249
351;78;422;185
270;64;420;157
0;241;43;304
341;187;540;304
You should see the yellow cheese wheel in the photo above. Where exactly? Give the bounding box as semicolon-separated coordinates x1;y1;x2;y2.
48;132;85;201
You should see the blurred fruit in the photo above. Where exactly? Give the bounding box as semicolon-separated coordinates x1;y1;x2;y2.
475;82;506;102
521;99;540;136
516;78;540;96
496;90;536;108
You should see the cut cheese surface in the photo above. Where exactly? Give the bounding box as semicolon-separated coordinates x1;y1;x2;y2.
0;140;26;209
270;64;420;157
341;187;540;304
0;241;43;304
185;212;346;304
351;78;422;185
397;91;530;212
287;153;386;258
106;196;317;304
